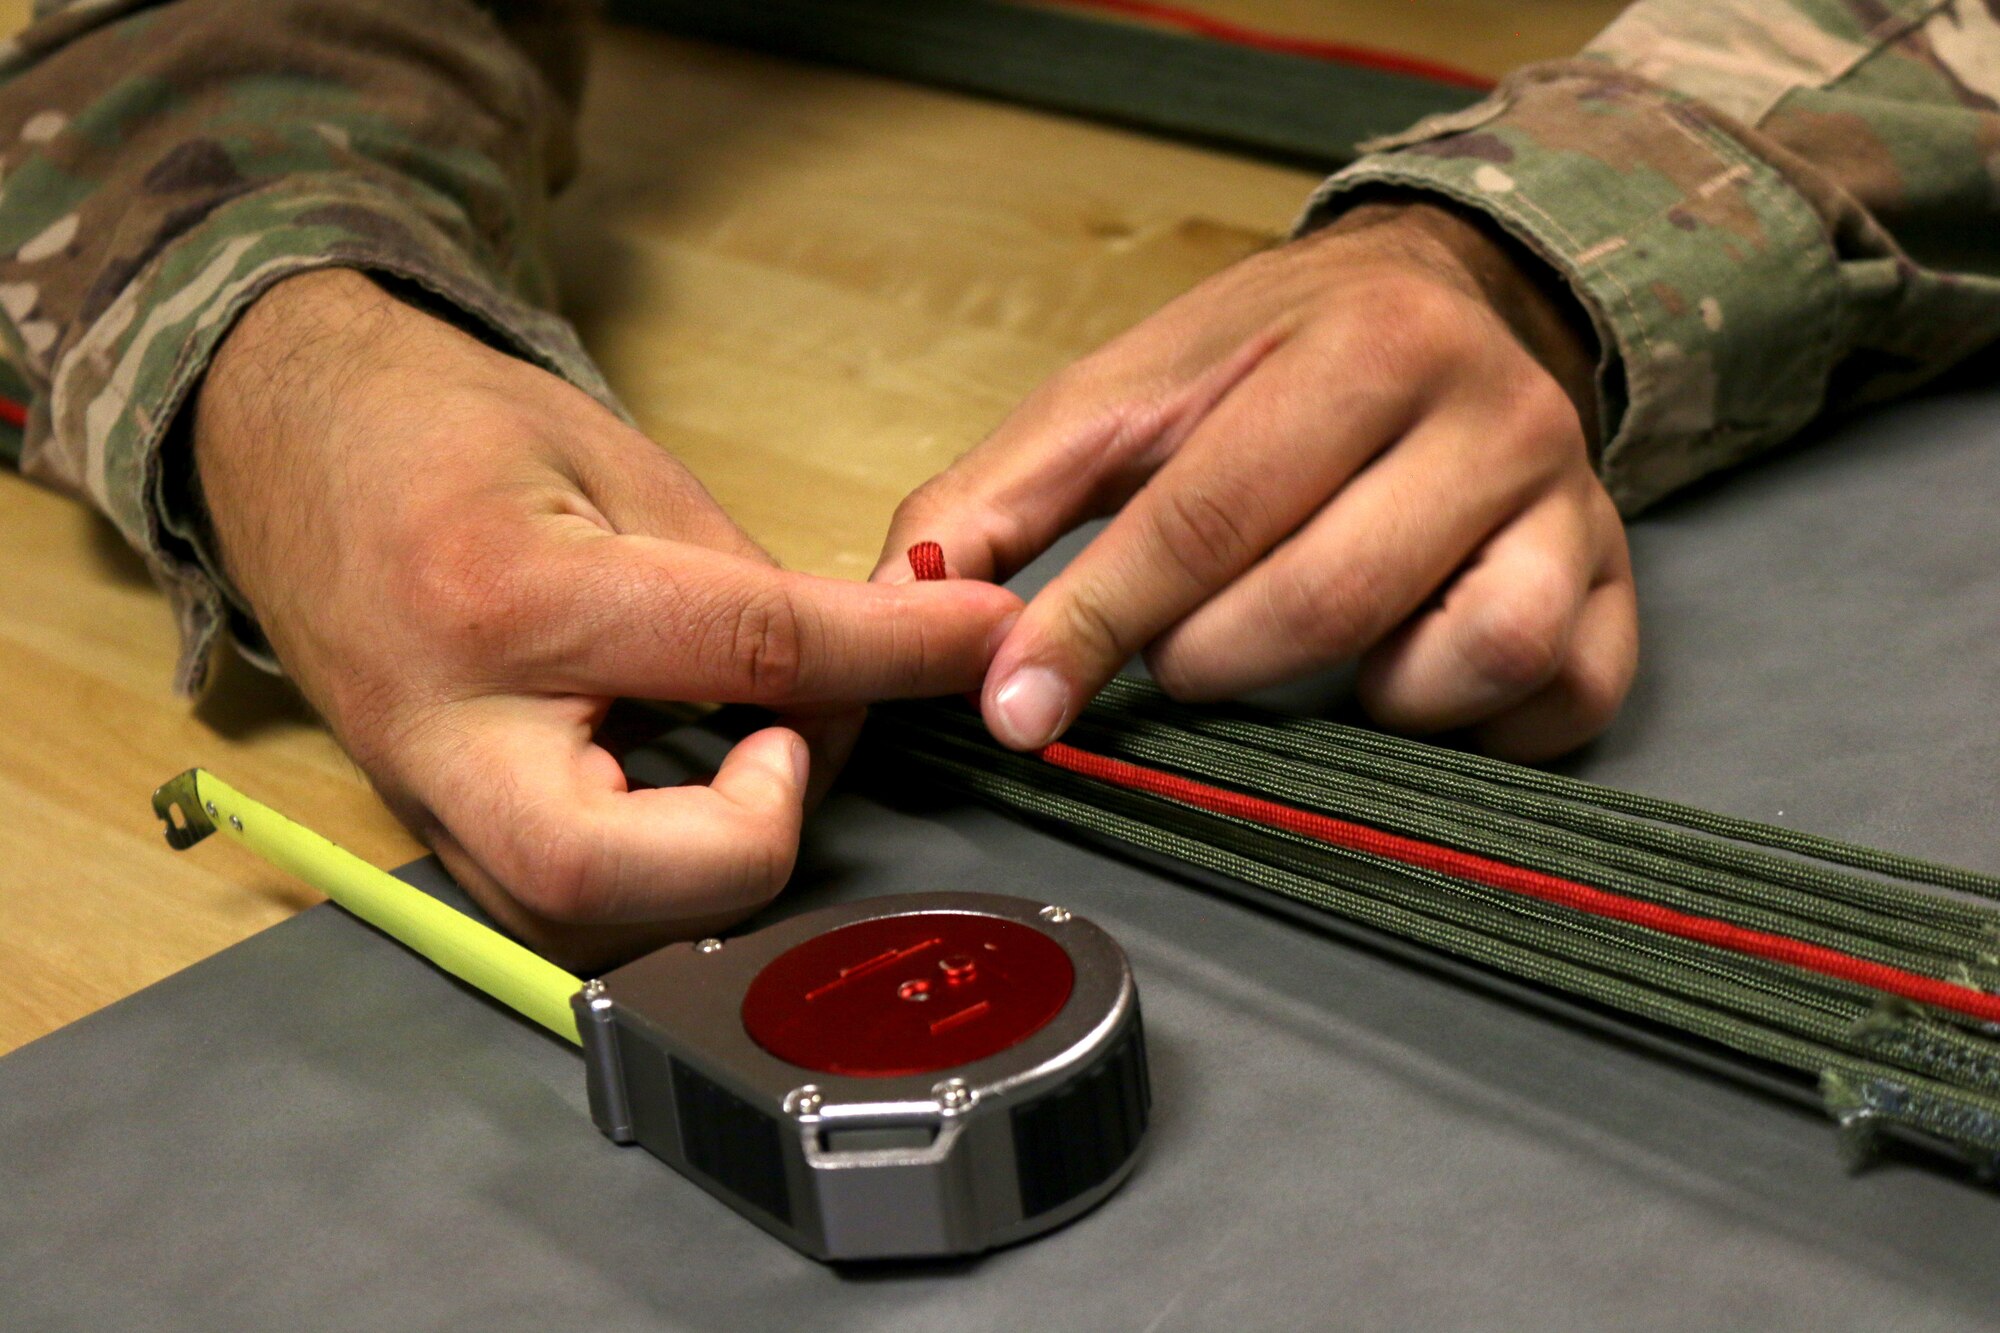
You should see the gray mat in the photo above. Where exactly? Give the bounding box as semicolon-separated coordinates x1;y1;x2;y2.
9;385;2000;1330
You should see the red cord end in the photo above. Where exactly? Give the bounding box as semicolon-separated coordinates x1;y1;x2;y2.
907;541;948;582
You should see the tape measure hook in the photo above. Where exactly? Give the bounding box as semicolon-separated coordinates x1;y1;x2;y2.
152;768;216;850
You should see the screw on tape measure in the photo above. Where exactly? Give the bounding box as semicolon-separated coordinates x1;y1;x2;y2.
152;769;1150;1260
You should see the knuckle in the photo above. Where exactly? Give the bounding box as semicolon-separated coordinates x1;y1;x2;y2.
1494;373;1585;470
1461;598;1568;695
890;475;950;532
1563;627;1638;734
727;587;806;699
1056;583;1129;663
1303;334;1407;405
1381;269;1464;326
1152;481;1261;584
1590;482;1633;558
492;808;603;924
1265;560;1388;659
1349;273;1469;368
1145;641;1215;703
1562;663;1626;739
1028;356;1169;464
1515;368;1583;434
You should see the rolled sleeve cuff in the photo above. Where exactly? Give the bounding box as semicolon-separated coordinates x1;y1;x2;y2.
1297;62;1843;515
46;173;619;694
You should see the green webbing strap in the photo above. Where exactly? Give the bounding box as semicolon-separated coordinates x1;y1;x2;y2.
1118;680;2000;902
875;688;2000;1166
151;769;583;1045
609;0;1482;168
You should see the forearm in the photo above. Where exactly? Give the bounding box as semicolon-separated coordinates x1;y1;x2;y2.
182;268;1018;964
0;0;604;691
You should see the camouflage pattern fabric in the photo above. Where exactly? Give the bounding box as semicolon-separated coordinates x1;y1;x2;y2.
0;0;606;692
1306;0;2000;514
0;1;1995;690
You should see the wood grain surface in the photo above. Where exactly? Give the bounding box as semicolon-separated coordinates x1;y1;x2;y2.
0;2;1623;1053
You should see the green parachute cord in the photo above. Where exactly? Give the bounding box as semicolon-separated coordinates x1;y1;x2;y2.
872;685;2000;1163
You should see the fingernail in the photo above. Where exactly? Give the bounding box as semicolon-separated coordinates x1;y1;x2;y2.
757;731;809;788
985;609;1022;659
990;666;1070;750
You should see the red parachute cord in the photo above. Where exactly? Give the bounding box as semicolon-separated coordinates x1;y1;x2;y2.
1032;0;1496;91
908;542;2000;1026
1037;742;2000;1025
907;539;949;582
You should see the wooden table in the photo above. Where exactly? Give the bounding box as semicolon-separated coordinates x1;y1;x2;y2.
0;2;1623;1054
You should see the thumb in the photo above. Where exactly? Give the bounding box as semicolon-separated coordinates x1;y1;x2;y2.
404;697;816;968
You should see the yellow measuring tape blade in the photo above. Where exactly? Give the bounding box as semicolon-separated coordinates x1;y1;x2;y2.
153;769;582;1045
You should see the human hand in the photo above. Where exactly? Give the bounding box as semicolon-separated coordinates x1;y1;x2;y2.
875;200;1635;762
194;270;1020;966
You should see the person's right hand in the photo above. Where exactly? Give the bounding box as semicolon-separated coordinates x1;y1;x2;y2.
192;270;1021;968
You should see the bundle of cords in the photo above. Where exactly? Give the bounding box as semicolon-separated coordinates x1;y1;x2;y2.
877;543;2000;1170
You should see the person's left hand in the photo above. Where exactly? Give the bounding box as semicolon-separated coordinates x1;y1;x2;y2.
873;200;1636;762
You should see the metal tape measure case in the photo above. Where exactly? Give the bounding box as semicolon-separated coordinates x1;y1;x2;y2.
575;893;1149;1260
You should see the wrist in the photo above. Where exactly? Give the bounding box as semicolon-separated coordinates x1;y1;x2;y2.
191;269;444;629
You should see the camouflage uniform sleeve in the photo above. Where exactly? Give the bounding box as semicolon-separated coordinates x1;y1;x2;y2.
0;0;612;692
1301;0;2000;515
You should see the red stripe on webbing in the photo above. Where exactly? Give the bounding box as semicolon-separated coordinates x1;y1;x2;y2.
1033;0;1496;90
0;396;26;429
903;541;2000;1022
1039;741;2000;1024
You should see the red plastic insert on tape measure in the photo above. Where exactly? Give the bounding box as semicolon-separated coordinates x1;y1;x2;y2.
741;913;1076;1077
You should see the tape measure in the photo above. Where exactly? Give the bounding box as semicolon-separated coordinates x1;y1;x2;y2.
581;892;1147;1258
152;769;1149;1261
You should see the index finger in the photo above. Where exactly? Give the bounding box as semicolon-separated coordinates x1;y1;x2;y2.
979;337;1414;747
486;534;1024;705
